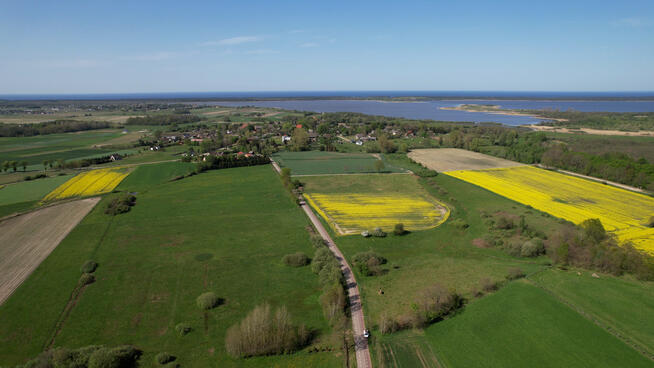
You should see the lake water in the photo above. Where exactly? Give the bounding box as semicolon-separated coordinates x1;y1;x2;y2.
212;99;654;126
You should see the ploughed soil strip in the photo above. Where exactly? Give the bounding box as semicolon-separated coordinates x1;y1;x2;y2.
408;148;524;172
0;197;100;305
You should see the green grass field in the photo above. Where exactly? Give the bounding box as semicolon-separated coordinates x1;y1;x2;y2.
530;269;654;356
0;164;340;367
273;151;405;175
0;174;74;218
302;172;558;324
417;281;652;368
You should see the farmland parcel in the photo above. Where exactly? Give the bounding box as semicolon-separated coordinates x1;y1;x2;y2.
0;198;100;305
447;166;654;253
42;167;130;201
304;193;449;235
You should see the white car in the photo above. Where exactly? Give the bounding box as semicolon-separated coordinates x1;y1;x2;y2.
363;329;370;338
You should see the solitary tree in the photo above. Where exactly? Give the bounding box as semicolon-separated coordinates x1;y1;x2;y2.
291;127;309;151
10;161;17;172
1;161;8;172
20;161;28;172
374;159;385;173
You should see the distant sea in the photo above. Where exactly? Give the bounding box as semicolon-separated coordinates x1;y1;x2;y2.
3;91;654;126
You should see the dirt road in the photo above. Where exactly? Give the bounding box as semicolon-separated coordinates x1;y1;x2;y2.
300;204;373;368
0;198;100;305
271;161;372;367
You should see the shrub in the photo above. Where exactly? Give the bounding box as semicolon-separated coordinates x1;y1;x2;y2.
506;267;526;280
451;218;469;230
282;252;310;267
480;277;498;292
581;218;607;243
87;345;141;368
225;304;310;357
79;273;95;286
175;323;192;336
320;283;346;326
196;292;221;310
393;223;406;236
311;248;336;274
521;239;545;257
81;260;98;274
353;251;387;276
155;352;173;365
414;284;463;325
371;227;387;237
105;194;136;215
648;216;654;228
310;233;326;248
495;216;514;230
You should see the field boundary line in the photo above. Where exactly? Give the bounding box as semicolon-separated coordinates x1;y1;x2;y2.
527;277;654;361
292;172;412;177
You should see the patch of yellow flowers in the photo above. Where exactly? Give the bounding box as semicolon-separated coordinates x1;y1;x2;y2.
304;193;449;235
447;166;654;253
43;167;130;201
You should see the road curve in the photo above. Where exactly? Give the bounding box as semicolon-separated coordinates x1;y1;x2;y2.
271;160;372;368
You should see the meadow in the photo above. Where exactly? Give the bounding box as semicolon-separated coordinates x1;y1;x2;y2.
0;164;340;367
42;167;131;201
446;165;654;253
0;129;130;170
273;151;405;175
402;281;653;368
0;174;73;218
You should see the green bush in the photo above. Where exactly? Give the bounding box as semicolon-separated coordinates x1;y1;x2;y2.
353;251;387;276
81;260;98;274
155;352;174;365
648;216;654;228
495;216;514;230
393;223;406;236
79;273;95;286
282;252;310;267
105;194;137;216
480;277;498;292
196;292;221;310
521;239;545;257
87;345;141;368
451;218;469;230
506;267;526;280
175;322;192;336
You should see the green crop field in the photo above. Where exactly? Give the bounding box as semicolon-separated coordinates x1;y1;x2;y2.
409;281;652;368
273;151;405;175
530;269;654;356
0;129;127;170
0;164;340;367
0;174;74;218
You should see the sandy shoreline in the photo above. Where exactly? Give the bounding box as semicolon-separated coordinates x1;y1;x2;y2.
439;105;567;122
523;125;654;137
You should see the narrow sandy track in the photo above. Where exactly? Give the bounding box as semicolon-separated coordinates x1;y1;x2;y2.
0;198;100;305
271;160;372;368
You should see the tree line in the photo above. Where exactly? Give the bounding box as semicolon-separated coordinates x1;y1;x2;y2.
0;120;112;137
125;113;202;126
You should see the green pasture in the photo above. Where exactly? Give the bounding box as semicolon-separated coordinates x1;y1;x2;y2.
273;151;405;175
0;164;340;367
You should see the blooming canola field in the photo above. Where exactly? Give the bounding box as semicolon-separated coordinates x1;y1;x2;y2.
304;193;449;235
446;166;654;253
43;167;130;201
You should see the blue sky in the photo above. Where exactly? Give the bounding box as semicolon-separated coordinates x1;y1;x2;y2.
1;0;653;93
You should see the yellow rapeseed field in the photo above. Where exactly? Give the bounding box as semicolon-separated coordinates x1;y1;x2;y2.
447;166;654;253
304;193;449;235
43;167;130;201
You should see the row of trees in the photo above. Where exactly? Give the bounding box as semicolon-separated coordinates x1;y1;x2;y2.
0;120;111;137
195;154;270;173
1;160;28;172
